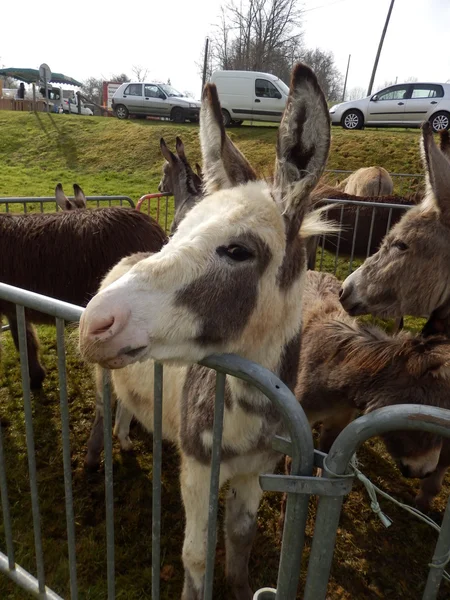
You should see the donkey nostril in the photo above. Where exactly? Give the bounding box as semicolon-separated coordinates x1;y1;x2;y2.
91;316;115;337
339;287;346;300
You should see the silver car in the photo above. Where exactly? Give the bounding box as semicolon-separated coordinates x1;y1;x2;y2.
112;82;201;123
330;82;450;132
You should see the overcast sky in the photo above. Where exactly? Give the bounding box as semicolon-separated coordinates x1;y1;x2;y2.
2;0;449;99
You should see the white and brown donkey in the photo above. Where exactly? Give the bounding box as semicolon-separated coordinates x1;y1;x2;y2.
79;64;331;599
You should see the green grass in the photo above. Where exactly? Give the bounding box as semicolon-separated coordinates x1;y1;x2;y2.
0;109;447;599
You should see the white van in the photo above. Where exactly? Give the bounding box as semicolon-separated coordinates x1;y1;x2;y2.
209;70;289;126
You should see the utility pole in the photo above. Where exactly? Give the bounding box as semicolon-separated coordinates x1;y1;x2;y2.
341;54;351;102
201;37;210;97
367;0;396;96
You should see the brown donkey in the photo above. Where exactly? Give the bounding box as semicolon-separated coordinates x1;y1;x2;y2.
290;271;450;513
340;125;450;337
158;136;203;234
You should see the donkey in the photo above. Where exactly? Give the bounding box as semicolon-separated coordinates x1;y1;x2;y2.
55;183;87;210
158;137;203;235
79;63;333;599
335;166;393;197
279;271;450;524
0;187;167;389
339;126;450;340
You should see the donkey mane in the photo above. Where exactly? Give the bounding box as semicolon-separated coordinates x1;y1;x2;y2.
324;320;450;378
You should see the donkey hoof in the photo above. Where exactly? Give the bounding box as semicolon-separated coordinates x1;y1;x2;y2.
29;367;46;391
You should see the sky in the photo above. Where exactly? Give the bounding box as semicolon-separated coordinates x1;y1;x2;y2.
1;0;449;99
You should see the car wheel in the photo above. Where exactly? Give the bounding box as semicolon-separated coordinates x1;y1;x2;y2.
430;111;450;133
222;109;232;127
342;110;364;130
115;105;129;120
171;107;185;123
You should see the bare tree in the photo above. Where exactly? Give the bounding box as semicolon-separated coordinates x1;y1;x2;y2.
346;86;366;101
81;77;103;105
211;0;304;84
405;75;418;82
110;73;131;84
299;48;343;101
131;65;149;82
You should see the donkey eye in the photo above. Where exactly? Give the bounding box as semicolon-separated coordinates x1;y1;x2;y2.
392;240;408;251
217;245;253;262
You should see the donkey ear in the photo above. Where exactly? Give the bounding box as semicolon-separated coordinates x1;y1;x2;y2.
55;183;73;211
160;138;176;165
200;84;256;194
420;122;450;223
440;130;450;160
406;336;450;378
73;184;87;209
273;63;331;241
175;136;186;160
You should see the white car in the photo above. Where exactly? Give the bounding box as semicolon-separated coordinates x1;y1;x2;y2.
62;97;93;116
330;82;450;132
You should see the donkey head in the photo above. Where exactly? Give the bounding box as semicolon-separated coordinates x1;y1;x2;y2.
340;124;450;326
158;137;202;200
79;63;330;369
330;321;450;478
55;183;87;210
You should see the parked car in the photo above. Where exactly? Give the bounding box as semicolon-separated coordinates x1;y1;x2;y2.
209;70;289;126
330;82;450;132
111;82;201;122
61;96;93;116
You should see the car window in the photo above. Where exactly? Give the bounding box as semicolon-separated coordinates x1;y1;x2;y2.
255;79;280;99
124;84;142;96
376;86;409;101
144;84;160;98
411;84;444;99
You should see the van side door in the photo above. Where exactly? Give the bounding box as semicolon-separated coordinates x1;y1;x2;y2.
254;79;285;122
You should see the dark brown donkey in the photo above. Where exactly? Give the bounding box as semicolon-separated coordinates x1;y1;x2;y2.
285;271;450;514
0;185;167;389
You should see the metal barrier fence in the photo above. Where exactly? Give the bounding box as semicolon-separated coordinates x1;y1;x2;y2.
1;282;450;599
313;197;412;276
323;169;425;198
0;195;135;213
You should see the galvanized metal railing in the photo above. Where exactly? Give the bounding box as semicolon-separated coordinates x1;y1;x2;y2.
0;195;135;213
1;281;450;599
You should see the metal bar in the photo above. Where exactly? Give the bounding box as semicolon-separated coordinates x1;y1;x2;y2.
200;354;314;600
385;207;393;234
0;552;64;600
366;207;376;257
0;420;15;568
259;473;353;496
102;370;115;600
0;283;83;322
321;198;411;210
16;304;46;592
56;318;78;600
164;196;169;231
203;372;226;600
348;206;360;274
0;196;135;208
422;493;450;599
304;405;450;600
333;204;344;276
152;363;163;600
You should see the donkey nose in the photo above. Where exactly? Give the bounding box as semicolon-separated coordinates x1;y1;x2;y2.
339;285;348;301
398;462;412;478
82;306;131;342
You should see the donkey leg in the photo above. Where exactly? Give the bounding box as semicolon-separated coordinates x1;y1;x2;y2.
113;401;134;451
180;455;227;600
415;465;448;513
225;473;264;600
8;315;46;390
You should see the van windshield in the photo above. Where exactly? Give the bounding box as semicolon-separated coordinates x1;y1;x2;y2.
160;84;184;98
275;78;289;95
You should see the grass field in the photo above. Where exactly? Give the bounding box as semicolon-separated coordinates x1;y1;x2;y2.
0;110;448;600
